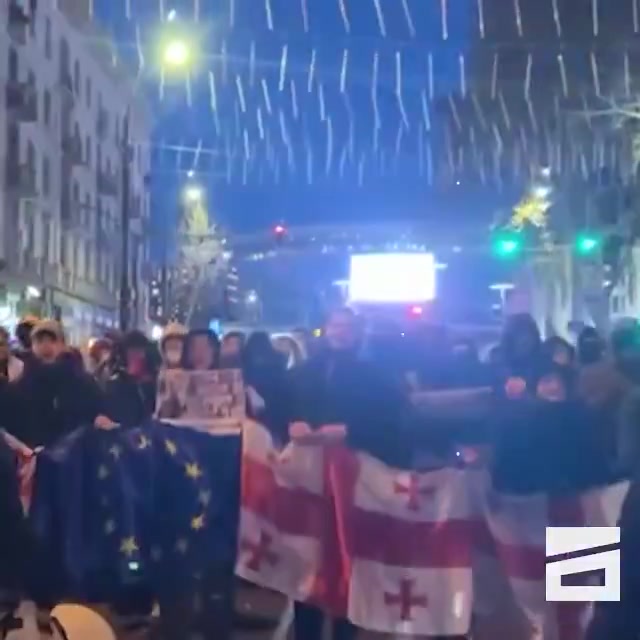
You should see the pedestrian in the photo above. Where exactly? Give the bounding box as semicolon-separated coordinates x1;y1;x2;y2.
3;320;103;449
243;331;289;442
182;329;220;370
287;308;412;640
88;337;114;383
219;331;245;368
158;322;188;370
102;331;159;428
12;315;38;369
577;326;605;365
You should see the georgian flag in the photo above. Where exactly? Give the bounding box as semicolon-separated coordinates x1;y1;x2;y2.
473;475;629;640
236;422;475;637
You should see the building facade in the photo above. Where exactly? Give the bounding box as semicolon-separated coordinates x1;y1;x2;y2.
0;0;151;343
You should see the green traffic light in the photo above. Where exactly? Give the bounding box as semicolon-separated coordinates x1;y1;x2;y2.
492;231;522;258
575;233;600;255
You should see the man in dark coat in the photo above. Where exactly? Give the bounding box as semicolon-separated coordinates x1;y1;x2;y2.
287;307;412;640
3;320;103;448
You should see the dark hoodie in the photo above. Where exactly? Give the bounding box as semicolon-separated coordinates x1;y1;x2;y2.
496;313;544;394
287;346;412;468
102;331;159;428
3;354;103;448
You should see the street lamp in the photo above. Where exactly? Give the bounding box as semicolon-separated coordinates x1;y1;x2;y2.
184;185;203;203
163;38;190;67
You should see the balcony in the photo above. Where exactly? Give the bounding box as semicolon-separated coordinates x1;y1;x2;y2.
8;1;29;45
6;164;37;199
62;133;83;165
97;169;119;197
6;82;37;122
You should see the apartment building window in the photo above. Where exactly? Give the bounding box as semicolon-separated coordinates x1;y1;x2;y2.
85;76;92;108
73;60;80;94
85;136;92;167
84;194;91;227
8;48;18;83
29;10;36;38
42;156;50;197
26;141;36;174
43;89;51;126
59;38;70;81
43;220;51;263
45;18;52;59
115;117;120;145
72;180;79;204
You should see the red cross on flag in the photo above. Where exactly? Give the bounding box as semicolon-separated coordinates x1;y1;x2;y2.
237;422;474;636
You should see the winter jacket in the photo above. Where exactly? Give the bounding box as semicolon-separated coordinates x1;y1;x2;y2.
102;369;157;428
2;357;103;449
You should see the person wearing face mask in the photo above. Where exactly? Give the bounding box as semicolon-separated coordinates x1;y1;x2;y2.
159;322;188;370
102;331;159;428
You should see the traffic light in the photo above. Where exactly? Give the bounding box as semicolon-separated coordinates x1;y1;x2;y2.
273;224;287;243
574;232;601;256
408;305;424;319
492;230;523;259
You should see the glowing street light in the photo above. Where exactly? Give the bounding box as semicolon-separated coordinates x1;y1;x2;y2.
184;185;203;203
163;38;190;67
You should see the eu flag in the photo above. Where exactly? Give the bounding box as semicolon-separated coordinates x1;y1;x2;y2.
28;421;241;603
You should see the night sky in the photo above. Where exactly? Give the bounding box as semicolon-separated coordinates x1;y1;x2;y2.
93;0;518;252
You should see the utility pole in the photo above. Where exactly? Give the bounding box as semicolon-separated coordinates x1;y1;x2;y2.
119;110;131;332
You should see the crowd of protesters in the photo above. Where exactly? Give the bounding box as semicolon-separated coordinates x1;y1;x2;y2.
0;310;640;638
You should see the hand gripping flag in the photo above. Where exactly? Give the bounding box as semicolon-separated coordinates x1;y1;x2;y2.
236;422;475;636
1;430;37;513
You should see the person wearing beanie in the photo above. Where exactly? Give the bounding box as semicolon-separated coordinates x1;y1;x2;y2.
159;322;188;370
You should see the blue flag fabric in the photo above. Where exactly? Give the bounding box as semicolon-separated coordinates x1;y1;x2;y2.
28;422;241;602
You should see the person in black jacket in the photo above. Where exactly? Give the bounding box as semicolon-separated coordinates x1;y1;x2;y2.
287;308;412;640
102;331;159;428
243;331;289;443
3;320;103;448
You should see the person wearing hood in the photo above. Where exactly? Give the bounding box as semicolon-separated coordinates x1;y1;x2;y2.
287;307;412;640
182;329;220;370
102;331;159;428
2;320;103;448
159;322;188;370
497;313;544;397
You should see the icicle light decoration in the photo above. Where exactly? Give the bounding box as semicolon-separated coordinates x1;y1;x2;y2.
372;0;387;37
265;0;274;30
477;0;485;38
186;73;192;107
592;0;599;36
257;107;265;140
557;54;568;97
441;0;449;39
208;71;217;113
499;92;511;130
249;42;256;87
449;96;462;131
371;52;381;129
159;67;165;101
325;117;334;174
472;93;487;130
338;0;351;33
491;53;499;99
514;0;522;36
261;78;272;114
221;41;228;84
524;53;532;101
395;52;409;129
625;52;631;97
290;79;299;119
634;0;639;33
340;49;349;93
125;0;131;20
551;0;562;36
279;45;288;92
194;0;200;22
318;83;326;121
401;0;416;37
459;54;466;97
235;75;246;113
159;0;164;20
590;51;600;96
229;0;235;27
301;0;309;32
308;49;317;93
135;24;144;72
421;89;431;132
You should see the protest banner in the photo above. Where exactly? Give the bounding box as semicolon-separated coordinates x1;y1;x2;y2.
155;368;246;432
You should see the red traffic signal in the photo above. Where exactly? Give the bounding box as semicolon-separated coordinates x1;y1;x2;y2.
273;224;286;236
408;305;424;318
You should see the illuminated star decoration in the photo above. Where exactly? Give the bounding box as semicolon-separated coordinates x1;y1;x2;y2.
185;462;203;480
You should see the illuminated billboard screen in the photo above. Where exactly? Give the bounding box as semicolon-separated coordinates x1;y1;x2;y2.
348;253;436;303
